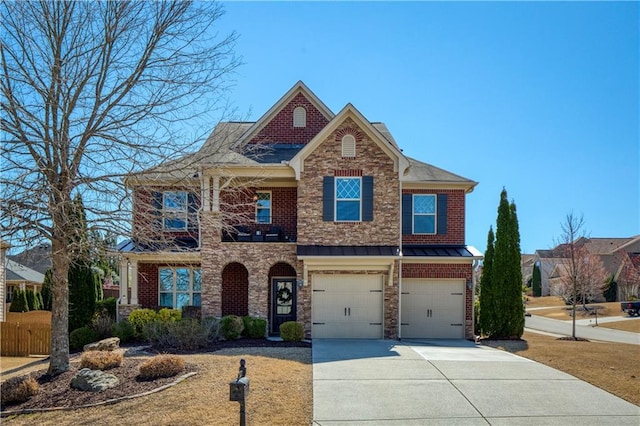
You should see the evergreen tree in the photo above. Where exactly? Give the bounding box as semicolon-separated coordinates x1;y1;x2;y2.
41;269;53;311
36;291;44;311
25;288;41;311
478;227;495;336
9;289;29;312
532;264;542;297
485;188;524;339
67;194;97;332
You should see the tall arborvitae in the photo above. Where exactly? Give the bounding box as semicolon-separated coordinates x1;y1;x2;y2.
41;269;53;311
478;227;495;336
68;194;98;332
488;189;524;338
532;264;542;297
9;289;29;312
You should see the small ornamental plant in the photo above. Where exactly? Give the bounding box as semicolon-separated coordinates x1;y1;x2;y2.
80;350;124;370
138;354;185;380
280;321;305;342
1;376;39;406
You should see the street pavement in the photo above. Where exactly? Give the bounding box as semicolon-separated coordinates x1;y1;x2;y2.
312;339;640;425
525;315;640;345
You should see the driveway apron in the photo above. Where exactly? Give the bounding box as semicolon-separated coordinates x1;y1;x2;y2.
312;339;640;425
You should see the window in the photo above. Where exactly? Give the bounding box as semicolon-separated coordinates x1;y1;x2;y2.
341;134;356;157
255;191;271;224
163;191;187;230
413;194;436;234
159;267;201;309
293;106;306;128
335;177;361;221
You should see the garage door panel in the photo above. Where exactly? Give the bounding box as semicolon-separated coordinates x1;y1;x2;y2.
401;280;465;339
312;275;383;339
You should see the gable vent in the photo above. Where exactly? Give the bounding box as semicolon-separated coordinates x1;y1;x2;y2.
293;106;306;128
342;135;356;157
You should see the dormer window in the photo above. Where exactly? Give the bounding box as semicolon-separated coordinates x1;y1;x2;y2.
341;134;356;158
293;106;306;128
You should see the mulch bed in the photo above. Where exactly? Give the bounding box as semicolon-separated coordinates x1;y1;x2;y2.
1;339;311;414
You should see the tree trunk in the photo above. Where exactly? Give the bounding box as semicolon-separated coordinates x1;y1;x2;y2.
48;237;70;376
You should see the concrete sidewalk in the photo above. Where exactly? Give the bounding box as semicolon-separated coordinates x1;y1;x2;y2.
526;315;640;345
312;339;640;425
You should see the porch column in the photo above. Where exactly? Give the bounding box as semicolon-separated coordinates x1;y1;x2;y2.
202;175;211;212
212;176;220;212
130;260;139;305
119;259;129;305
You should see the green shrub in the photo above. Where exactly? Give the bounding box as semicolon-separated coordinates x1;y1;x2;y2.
182;305;201;320
9;289;29;312
1;376;39;406
112;320;135;343
80;350;123;370
25;288;40;311
220;315;244;340
146;318;212;350
156;307;181;323
69;326;99;351
202;317;222;341
35;291;44;311
280;321;305;342
91;313;115;339
242;316;267;339
128;308;158;339
95;297;118;319
137;354;185;380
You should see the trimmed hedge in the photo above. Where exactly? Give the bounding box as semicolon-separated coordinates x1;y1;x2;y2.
242;316;267;339
221;315;244;340
280;321;305;342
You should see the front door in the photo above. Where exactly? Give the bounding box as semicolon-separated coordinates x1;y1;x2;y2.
270;278;296;335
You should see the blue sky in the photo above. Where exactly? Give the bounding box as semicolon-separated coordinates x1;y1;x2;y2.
215;1;639;254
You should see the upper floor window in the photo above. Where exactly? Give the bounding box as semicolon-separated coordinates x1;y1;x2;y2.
159;266;201;309
255;191;272;224
163;191;187;230
293;106;306;128
413;194;436;234
341;134;356;157
336;177;361;221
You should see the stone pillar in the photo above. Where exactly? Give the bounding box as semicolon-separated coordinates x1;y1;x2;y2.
200;211;222;318
130;260;139;305
212;176;220;211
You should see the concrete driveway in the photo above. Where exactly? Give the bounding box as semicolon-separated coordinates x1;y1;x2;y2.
312;339;640;425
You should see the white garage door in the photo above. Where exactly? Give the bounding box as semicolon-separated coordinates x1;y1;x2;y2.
312;274;383;339
401;279;465;339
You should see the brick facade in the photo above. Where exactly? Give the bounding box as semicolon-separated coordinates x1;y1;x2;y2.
249;93;329;145
402;189;466;245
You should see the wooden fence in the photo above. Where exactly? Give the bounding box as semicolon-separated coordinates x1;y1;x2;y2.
1;311;52;356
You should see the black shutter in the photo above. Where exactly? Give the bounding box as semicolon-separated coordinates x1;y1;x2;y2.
402;194;412;234
322;177;334;221
437;194;448;234
362;176;374;221
152;191;163;230
187;192;198;230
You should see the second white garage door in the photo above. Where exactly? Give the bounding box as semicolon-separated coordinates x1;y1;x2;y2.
312;274;383;339
401;279;465;339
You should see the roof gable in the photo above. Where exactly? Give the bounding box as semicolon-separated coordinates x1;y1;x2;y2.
289;103;409;180
236;81;334;147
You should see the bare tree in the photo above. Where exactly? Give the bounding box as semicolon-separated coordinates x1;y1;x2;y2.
1;1;241;375
557;213;607;338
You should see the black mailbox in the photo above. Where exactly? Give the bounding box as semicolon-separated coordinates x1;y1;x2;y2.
229;377;250;402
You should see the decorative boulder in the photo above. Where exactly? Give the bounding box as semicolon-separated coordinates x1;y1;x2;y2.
84;337;120;352
71;368;119;392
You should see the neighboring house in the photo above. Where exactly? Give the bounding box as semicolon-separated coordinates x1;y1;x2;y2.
1;240;9;321
5;258;45;307
118;81;482;339
534;236;640;299
7;243;52;275
521;254;535;287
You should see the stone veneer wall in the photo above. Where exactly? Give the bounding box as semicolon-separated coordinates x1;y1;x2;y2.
402;262;474;339
297;117;400;246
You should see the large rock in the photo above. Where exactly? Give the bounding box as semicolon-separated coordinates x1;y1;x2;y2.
84;337;120;352
71;368;119;392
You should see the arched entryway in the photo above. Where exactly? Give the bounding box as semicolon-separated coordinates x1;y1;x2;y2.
221;262;249;316
268;262;297;335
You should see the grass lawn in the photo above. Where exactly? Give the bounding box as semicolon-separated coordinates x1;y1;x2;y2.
484;331;640;407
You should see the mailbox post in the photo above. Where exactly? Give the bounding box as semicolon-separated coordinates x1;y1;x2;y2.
229;359;250;426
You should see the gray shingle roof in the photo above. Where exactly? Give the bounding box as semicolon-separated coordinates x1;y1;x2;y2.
5;259;45;283
403;157;477;185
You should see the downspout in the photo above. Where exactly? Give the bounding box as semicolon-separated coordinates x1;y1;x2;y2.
398;177;403;341
472;259;479;342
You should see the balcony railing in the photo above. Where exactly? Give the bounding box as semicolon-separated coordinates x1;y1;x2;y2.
221;225;295;243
